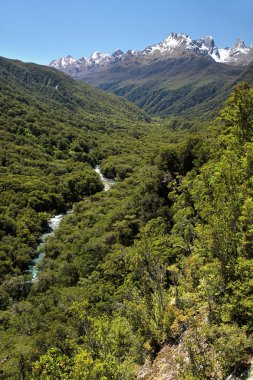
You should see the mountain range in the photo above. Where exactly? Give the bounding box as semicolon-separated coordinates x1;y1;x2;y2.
49;32;253;75
49;33;253;118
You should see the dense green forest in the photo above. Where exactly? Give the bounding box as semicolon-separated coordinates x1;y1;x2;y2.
0;57;252;379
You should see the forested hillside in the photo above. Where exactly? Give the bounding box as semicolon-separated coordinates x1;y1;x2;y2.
0;56;252;379
77;55;253;119
0;56;148;283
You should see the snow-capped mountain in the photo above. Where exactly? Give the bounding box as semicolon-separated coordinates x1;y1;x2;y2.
143;33;220;61
218;39;253;65
50;55;78;69
49;33;253;75
49;48;126;75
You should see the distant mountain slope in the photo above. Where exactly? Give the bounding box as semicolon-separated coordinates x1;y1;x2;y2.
48;33;253;119
77;54;253;118
0;56;148;126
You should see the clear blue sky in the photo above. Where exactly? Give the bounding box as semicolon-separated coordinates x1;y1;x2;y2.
0;0;252;64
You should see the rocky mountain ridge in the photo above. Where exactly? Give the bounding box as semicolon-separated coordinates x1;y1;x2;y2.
49;32;253;75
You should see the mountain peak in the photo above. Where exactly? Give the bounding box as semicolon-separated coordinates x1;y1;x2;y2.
234;38;246;49
217;38;251;64
143;32;193;55
198;36;215;48
164;32;191;43
49;55;78;69
169;32;189;39
143;32;220;60
112;48;124;57
164;32;192;45
90;51;109;60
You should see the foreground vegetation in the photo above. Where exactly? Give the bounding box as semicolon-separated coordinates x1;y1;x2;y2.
0;56;252;379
